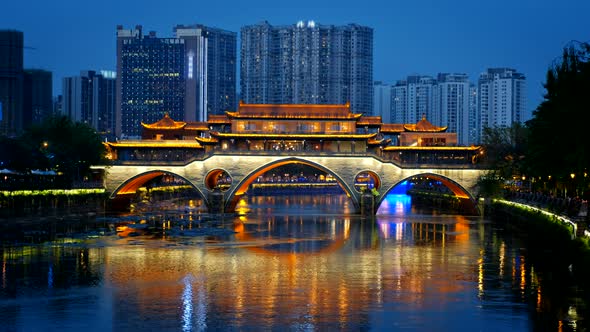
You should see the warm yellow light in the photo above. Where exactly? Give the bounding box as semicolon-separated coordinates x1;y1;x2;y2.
548;175;552;180
522;176;526;181
571;173;575;179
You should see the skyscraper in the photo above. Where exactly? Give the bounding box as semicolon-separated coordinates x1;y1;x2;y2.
23;69;53;128
63;70;116;139
116;25;236;138
468;84;478;145
390;82;407;124
373;81;391;122
390;75;436;125
477;68;526;142
434;73;470;145
0;30;23;137
240;21;373;114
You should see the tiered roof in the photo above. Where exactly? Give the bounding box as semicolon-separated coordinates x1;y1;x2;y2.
226;102;360;120
209;132;377;140
357;116;382;126
403;115;447;132
141;113;186;130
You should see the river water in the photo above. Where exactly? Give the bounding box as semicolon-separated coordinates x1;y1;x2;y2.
0;193;586;331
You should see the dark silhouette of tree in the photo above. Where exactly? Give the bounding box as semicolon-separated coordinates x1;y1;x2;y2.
481;122;529;180
0;135;47;171
19;116;108;185
526;41;590;190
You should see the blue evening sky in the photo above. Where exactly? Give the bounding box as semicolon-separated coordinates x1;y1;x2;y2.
2;0;589;120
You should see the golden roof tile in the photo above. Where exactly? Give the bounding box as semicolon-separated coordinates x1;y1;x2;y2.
141;113;186;130
209;132;377;139
105;140;203;148
403;115;447;132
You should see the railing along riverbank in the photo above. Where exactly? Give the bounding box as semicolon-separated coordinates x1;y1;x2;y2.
488;198;590;295
492;199;582;238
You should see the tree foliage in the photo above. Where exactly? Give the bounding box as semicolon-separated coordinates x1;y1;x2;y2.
1;116;108;184
527;42;590;180
481;122;529;179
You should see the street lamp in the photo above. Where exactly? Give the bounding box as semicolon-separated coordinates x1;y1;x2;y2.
570;173;576;197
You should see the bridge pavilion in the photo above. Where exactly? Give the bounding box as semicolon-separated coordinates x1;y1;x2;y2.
104;102;481;165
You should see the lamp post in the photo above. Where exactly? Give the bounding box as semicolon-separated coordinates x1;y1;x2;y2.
571;173;576;197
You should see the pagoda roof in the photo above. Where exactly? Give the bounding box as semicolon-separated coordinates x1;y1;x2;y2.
403;115;447;132
105;140;204;149
207;114;231;124
229;102;361;120
383;146;480;151
195;136;219;144
357;116;382;126
184;122;210;131
380;124;405;133
141;113;186;130
368;138;391;145
209;131;377;140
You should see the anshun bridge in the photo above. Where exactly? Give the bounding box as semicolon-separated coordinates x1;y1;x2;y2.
97;103;488;214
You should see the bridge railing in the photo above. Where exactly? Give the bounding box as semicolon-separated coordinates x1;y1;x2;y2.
106;150;488;169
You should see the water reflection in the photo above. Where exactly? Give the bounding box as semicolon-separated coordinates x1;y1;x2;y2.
0;193;585;330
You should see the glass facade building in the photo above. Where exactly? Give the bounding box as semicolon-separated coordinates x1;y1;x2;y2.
116;25;236;138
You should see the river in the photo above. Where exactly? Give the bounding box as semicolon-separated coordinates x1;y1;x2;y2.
0;193;586;331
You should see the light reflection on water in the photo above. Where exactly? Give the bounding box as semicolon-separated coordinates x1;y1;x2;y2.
0;193;585;331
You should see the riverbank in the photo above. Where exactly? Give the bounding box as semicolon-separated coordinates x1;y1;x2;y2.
489;199;590;295
0;189;108;218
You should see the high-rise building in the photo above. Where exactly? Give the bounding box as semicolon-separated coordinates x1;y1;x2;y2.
390;75;436;125
477;68;526;142
240;21;373;115
53;95;63;117
63;70;116;139
391;74;473;145
0;30;24;137
373;81;391;122
390;82;407;124
23;69;53;128
468;84;478;145
434;73;470;145
116;25;236;138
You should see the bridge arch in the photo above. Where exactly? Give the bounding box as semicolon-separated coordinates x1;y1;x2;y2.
376;172;480;215
224;157;359;212
110;170;206;201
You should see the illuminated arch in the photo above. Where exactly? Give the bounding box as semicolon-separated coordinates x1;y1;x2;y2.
204;169;232;191
353;170;382;192
376;172;480;215
110;170;205;200
224;157;359;212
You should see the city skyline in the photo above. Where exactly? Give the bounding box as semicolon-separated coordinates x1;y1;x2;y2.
2;0;589;121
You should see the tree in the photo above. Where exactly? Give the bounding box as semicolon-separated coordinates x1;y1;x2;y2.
0;135;47;171
20;116;108;184
527;41;590;193
481;122;529;180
